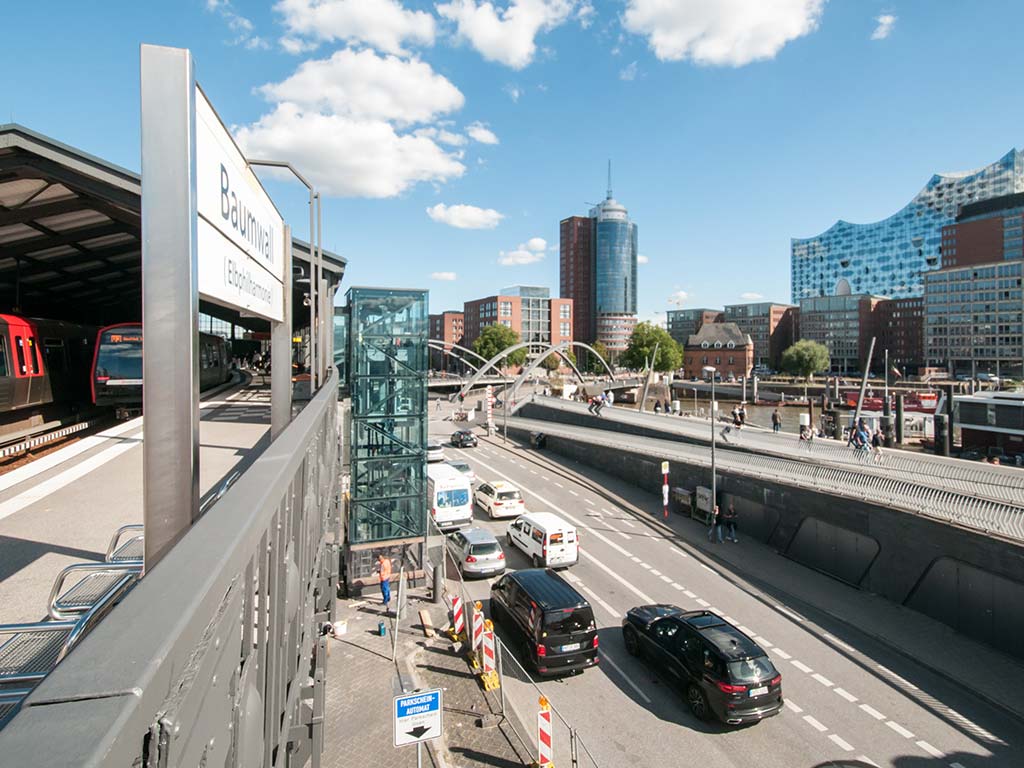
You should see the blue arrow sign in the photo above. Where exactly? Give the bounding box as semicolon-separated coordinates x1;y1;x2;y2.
394;689;443;747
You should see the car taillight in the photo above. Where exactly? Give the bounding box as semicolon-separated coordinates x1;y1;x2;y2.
494;501;503;506
592;636;599;648
466;555;477;563
716;681;748;694
96;376;110;382
431;508;437;517
497;552;505;560
536;644;546;657
770;674;782;687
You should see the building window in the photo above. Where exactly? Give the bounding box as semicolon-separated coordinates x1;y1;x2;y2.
560;322;570;337
500;301;512;317
559;305;570;319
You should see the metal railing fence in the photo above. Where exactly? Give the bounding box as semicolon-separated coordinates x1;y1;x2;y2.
0;369;341;768
509;415;1024;542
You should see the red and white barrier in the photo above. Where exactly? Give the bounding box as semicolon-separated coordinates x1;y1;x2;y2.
481;620;496;674
537;697;554;767
472;601;484;651
451;594;465;637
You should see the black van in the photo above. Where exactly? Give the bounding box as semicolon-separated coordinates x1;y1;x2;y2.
490;568;598;676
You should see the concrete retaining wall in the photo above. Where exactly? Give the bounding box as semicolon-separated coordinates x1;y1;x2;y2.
508;424;1024;660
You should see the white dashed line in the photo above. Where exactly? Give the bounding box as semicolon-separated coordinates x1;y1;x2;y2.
915;740;943;758
631;556;641;563
774;604;805;622
554;482;564;488
603;508;617;516
834;688;858;703
616;531;632;540
791;660;813;674
659;575;673;584
700;564;715;573
541;475;550;481
683;590;697;599
650;569;662;576
886;721;915;739
619;519;635;528
811;673;834;688
738;625;755;636
599;651;652;705
670;547;688;557
859;704;886;721
723;616;736;624
772;648;791;660
671;583;684;591
707;607;720;614
803;715;828;732
569;490;579;496
753;636;773;648
783;699;803;713
529;470;538;475
639;562;651;570
828;734;855;752
696;599;710;607
584;498;594;505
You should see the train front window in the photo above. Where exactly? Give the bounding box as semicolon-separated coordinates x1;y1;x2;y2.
96;329;143;381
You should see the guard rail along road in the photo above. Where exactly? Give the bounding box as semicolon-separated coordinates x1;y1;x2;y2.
0;368;341;768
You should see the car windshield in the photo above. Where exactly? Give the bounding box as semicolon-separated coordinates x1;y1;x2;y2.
449;462;470;472
727;656;777;684
437;489;470;508
470;542;500;556
497;490;521;501
427;442;441;450
543;607;595;634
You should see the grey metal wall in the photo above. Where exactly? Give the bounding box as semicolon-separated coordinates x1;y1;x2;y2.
0;370;341;767
508;424;1024;662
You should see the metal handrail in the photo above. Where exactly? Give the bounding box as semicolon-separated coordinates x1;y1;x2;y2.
105;525;144;561
46;562;143;621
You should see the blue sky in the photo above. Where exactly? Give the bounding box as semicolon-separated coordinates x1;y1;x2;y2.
4;1;1024;323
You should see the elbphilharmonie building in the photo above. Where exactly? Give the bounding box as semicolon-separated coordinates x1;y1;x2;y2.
792;149;1024;301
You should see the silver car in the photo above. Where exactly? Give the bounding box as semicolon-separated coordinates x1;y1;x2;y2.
446;527;506;578
426;440;445;463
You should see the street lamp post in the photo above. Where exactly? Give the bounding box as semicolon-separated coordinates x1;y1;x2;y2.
703;366;717;517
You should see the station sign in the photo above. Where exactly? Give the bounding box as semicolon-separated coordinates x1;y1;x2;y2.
195;88;284;322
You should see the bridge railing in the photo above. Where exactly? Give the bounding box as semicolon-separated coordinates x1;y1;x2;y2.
0;369;341;768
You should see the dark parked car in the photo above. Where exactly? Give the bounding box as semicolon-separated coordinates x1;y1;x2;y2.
622;606;782;725
490;569;598;676
451;429;478;448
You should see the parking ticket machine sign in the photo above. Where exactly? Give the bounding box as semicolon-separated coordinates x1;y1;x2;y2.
394;689;442;747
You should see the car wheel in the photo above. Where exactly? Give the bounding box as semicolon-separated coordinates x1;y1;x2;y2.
531;554;541;568
507;532;514;547
687;684;711;721
623;625;641;657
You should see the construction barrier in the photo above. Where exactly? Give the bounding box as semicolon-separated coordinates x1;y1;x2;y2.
449;593;465;640
536;697;554;768
480;619;499;691
469;600;485;670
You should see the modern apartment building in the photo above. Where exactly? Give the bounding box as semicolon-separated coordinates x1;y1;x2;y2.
792;149;1024;301
462;286;572;363
666;308;722;346
559;171;638;357
722;302;796;369
798;294;885;373
428;310;464;372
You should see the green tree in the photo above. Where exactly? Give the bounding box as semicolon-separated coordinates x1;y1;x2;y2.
473;324;526;366
621;323;683;372
780;340;831;380
540;349;576;371
584;341;610;375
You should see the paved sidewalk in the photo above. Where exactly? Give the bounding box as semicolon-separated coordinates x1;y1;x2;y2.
322;588;532;768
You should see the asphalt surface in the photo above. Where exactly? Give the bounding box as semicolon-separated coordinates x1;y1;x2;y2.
429;406;1024;768
0;375;270;624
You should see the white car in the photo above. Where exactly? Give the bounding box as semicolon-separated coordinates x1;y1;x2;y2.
474;481;526;519
426;441;445;463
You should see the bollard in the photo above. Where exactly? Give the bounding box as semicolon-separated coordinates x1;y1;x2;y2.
432;563;443;605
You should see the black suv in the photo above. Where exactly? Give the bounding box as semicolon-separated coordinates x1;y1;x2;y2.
491;569;598;676
450;429;478;448
622;606;782;725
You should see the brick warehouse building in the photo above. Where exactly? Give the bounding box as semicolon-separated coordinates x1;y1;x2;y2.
682;323;753;380
428;310;464;372
723;302;797;369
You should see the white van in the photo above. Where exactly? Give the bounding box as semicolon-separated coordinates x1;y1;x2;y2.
506;512;579;568
427;463;474;531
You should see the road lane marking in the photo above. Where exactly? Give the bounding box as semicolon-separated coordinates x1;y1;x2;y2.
599;651;653;705
915;740;943;758
584;498;594;505
684;590;697;599
659;575;672;583
616;531;632;540
569;490;579;496
541;475;550;481
859;704;886;720
784;699;803;713
824;633;857;653
753;636;773;647
886;721;915;739
803;715;828;732
774;604;805;622
631;556;641;562
791;660;813;674
772;648;791;660
650;569;662;576
529;470;538;475
812;673;834;688
828;734;855;752
700;564;715;573
857;757;880;768
738;625;755;636
602;508;617;516
696;599;710;607
580;550;656;604
640;562;652;570
670;547;688;557
671;583;684;590
834;688;858;703
619;519;635;528
723;616;736;624
577;583;620;620
554;482;564;488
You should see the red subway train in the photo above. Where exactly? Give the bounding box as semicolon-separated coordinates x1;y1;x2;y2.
91;323;232;417
0;315;97;415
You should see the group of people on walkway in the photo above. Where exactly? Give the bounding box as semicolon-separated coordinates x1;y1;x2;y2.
587;393;609;415
707;502;739;544
850;417;884;460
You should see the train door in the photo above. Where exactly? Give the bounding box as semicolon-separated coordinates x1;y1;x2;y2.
3;317;45;411
42;338;69;404
0;333;13;411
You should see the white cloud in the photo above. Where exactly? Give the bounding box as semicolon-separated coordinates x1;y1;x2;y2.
206;0;269;49
668;289;689;306
437;0;577;69
235;103;465;198
259;49;464;125
426;203;504;229
431;271;458;280
498;236;547;265
637;254;649;264
466;121;500;144
622;0;824;66
416;126;468;146
619;60;638;81
740;291;764;300
275;0;435;55
504;83;523;102
576;1;595;28
280;36;319;54
871;14;896;41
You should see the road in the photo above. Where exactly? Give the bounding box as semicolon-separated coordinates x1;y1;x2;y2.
428;408;1023;768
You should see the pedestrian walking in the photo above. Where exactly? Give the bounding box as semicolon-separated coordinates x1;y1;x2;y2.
723;501;738;543
376;554;393;613
435;398;442;412
587;397;597;415
663;398;671;415
595;393;606;416
771;408;782;434
654;400;662;414
871;428;883;462
738;403;747;426
707;505;723;544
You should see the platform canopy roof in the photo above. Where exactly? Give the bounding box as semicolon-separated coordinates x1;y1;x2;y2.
0;124;345;329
